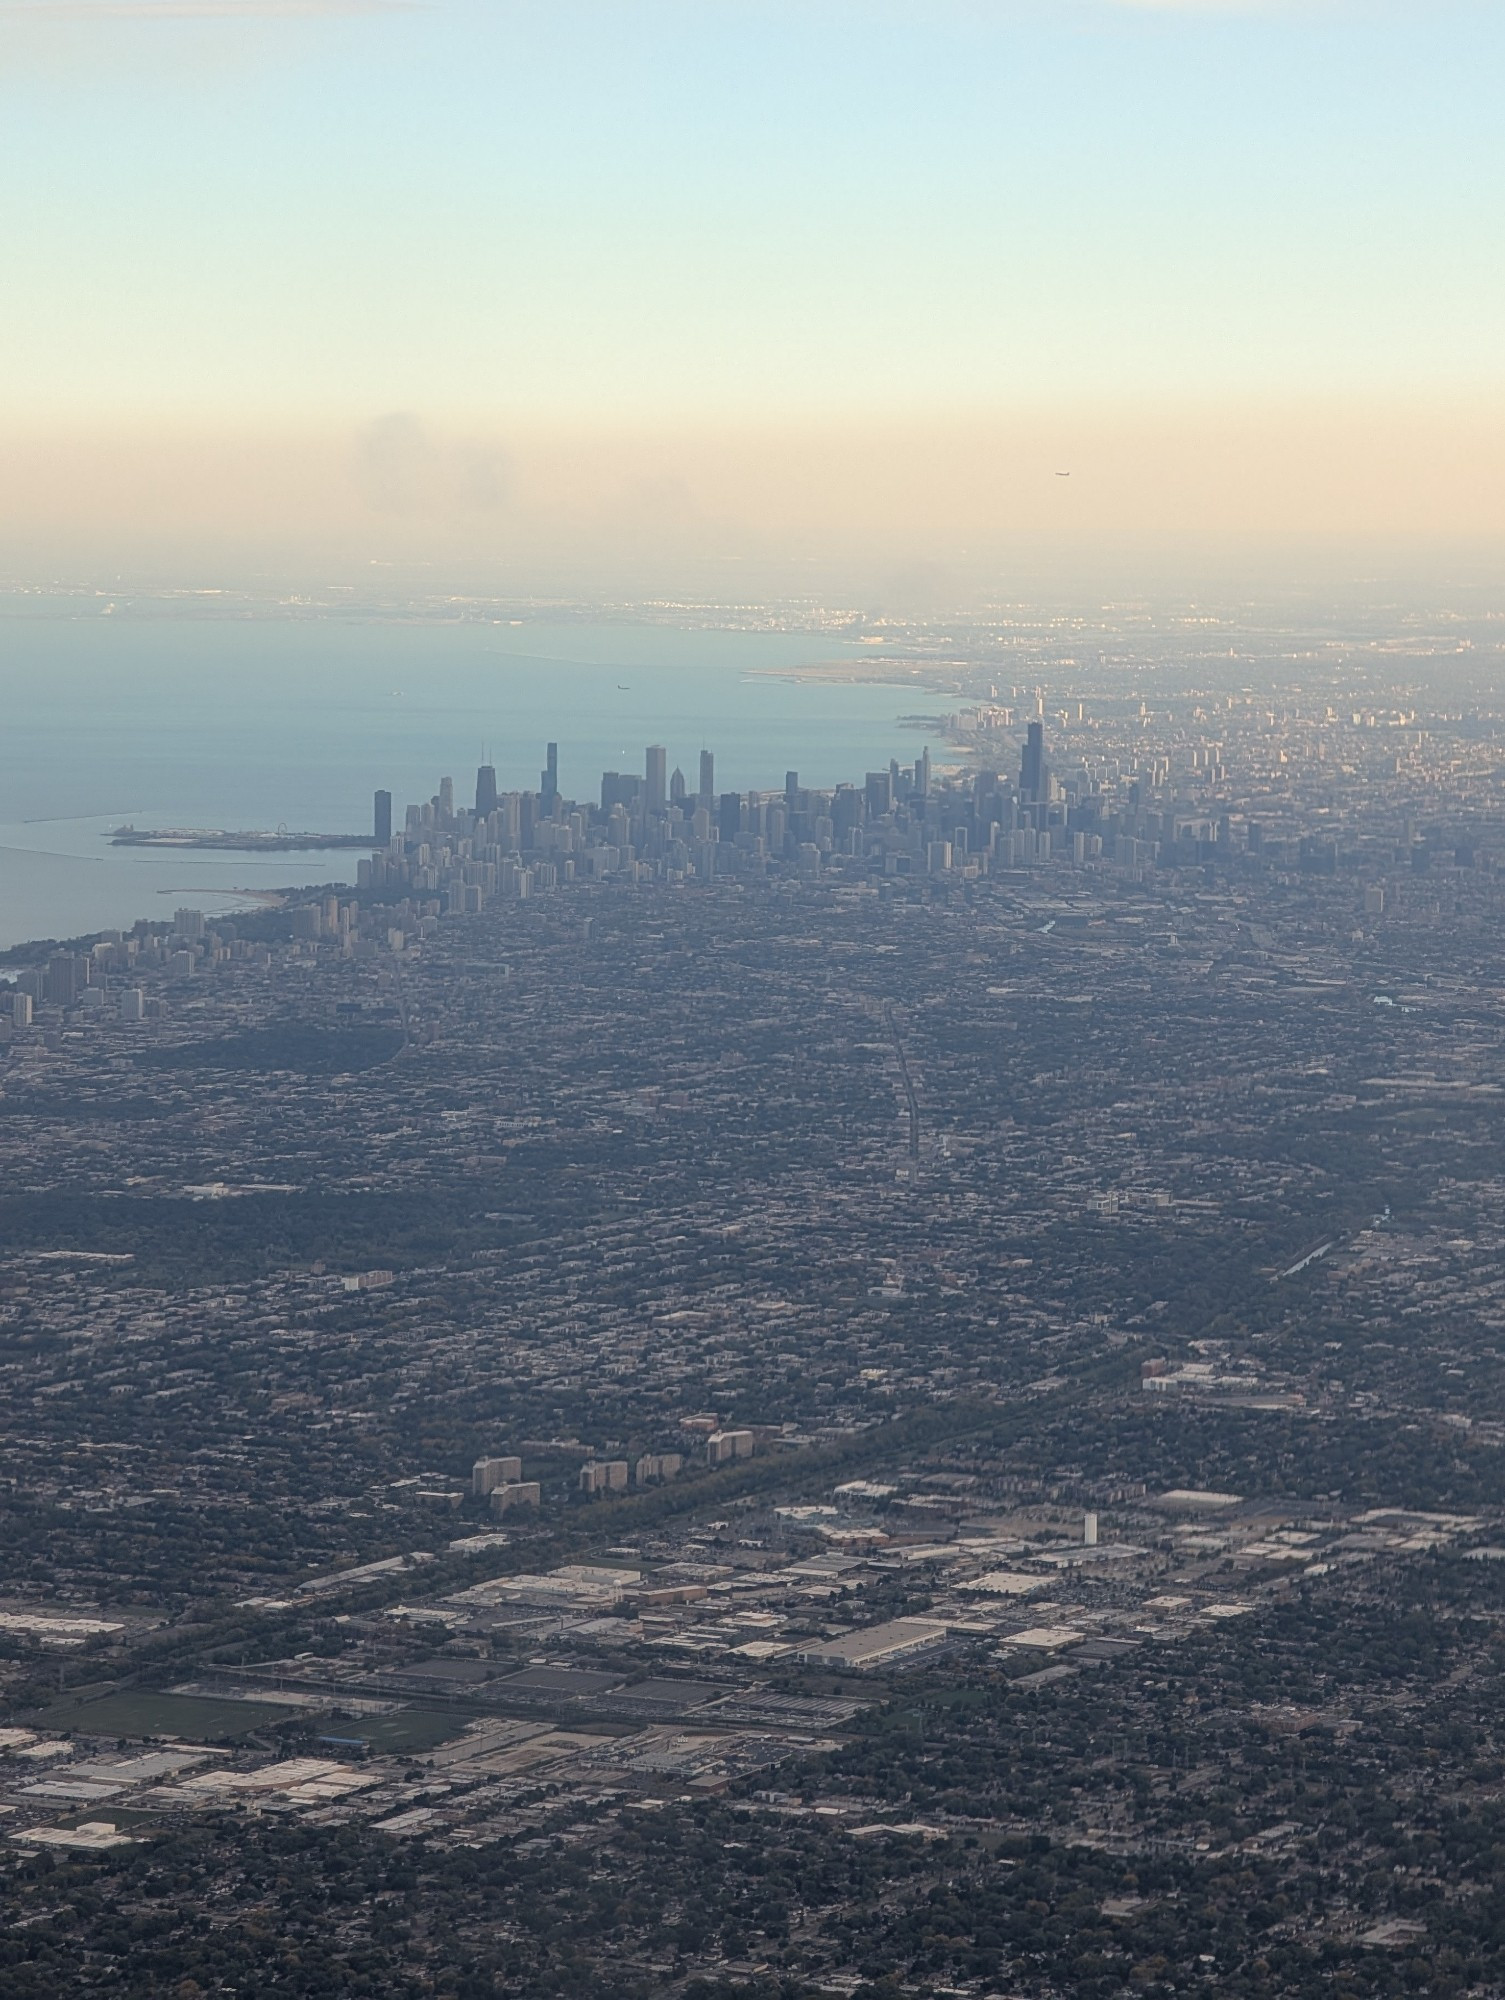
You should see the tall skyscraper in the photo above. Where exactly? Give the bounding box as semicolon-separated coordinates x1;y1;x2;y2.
45;952;80;1009
373;789;392;844
915;747;931;799
645;744;667;813
438;775;454;821
475;764;498;819
832;784;864;843
540;741;559;805
699;748;715;803
1020;721;1045;802
973;769;1000;836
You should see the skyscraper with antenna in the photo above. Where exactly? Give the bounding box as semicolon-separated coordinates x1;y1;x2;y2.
475;757;498;819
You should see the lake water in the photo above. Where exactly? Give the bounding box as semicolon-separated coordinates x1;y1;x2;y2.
0;605;926;949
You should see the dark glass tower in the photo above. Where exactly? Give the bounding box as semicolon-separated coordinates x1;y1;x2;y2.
1020;721;1044;801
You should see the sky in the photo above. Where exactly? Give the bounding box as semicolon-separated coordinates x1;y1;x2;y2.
2;0;1503;598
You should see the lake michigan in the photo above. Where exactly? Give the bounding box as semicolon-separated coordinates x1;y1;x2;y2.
0;603;928;950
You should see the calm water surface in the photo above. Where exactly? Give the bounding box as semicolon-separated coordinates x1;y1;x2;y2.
0;608;926;948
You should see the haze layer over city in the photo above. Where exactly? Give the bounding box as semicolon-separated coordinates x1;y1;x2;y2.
4;3;1505;1999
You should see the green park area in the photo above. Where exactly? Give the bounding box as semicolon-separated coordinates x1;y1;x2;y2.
39;1689;304;1743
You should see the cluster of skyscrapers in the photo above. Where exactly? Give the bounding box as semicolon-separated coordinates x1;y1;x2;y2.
360;725;1077;912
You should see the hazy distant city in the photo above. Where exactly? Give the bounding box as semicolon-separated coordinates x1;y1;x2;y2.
5;601;1505;1995
5;0;1504;1983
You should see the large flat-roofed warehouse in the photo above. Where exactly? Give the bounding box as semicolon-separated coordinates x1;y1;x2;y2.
797;1618;948;1671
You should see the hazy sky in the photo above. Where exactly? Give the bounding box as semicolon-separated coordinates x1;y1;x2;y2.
3;0;1503;594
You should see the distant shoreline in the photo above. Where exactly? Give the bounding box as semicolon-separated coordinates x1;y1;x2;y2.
110;828;374;852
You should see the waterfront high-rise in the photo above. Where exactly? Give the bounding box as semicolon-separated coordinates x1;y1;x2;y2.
645;744;667;813
373;789;392;845
541;742;559;806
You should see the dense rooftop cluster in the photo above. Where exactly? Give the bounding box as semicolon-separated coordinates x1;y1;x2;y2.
5;623;1505;1997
